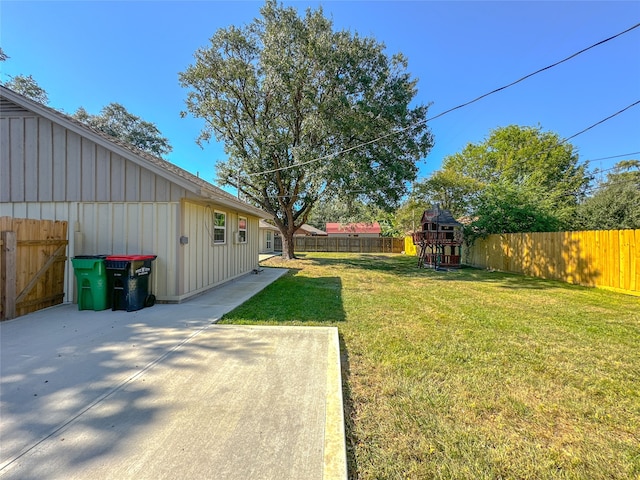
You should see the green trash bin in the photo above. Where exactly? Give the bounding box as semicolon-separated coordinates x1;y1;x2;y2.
71;256;108;311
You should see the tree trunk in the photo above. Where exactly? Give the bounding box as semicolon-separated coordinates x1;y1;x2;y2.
280;228;297;260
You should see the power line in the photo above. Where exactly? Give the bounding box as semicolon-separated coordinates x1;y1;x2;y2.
559;100;640;146
584;176;640;194
489;101;640;177
247;21;640;178
587;151;640;163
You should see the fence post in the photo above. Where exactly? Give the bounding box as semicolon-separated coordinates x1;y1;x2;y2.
1;231;17;320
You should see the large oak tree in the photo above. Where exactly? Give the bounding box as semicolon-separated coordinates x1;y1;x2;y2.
179;0;433;259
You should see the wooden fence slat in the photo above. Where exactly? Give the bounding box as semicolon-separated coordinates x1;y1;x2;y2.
294;236;404;253
1;231;17;320
458;229;639;295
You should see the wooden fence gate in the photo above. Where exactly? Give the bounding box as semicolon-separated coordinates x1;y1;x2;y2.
1;217;68;320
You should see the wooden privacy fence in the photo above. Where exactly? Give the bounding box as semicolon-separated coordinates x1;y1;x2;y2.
1;217;68;320
292;236;404;253
464;230;639;295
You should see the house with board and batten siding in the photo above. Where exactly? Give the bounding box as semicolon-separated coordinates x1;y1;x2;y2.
0;85;268;304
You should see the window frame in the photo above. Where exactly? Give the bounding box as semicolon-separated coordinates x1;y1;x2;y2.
238;216;248;244
213;211;226;245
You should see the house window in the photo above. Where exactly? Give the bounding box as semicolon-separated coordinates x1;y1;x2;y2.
214;211;226;244
238;217;247;243
266;231;272;249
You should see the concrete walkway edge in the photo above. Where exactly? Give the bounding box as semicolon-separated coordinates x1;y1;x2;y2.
324;329;348;480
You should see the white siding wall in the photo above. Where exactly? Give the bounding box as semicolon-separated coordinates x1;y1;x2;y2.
76;202;180;301
0;201;181;302
180;201;260;299
259;228;277;254
0;115;189;203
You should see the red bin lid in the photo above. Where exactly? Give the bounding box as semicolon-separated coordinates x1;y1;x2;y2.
106;255;157;261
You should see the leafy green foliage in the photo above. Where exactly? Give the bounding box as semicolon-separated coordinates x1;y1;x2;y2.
73;103;172;158
575;160;640;230
392;194;431;234
2;74;49;104
179;0;433;258
413;168;482;219
306;197;377;230
407;125;591;238
471;181;561;234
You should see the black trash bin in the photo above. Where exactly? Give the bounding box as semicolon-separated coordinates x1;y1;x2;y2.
105;255;157;312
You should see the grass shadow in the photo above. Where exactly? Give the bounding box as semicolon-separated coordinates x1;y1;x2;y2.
299;253;425;278
434;265;593;291
269;253;582;292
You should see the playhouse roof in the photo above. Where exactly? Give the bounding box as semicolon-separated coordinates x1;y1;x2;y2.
420;208;462;227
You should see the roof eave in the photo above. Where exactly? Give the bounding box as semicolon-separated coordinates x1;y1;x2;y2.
0;86;269;218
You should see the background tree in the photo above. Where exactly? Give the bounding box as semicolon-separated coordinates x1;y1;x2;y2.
306;197;376;230
471;180;562;234
2;74;49;104
575;160;640;230
410;125;590;240
392;194;431;234
179;0;433;259
412;169;482;219
73;103;172;158
0;47;8;62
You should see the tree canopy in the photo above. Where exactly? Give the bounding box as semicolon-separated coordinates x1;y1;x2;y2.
179;0;433;259
410;125;590;240
73;103;172;158
3;74;49;104
575;160;640;230
306;197;376;230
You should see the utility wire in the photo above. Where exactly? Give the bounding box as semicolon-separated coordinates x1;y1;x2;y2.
584;176;640;193
557;100;640;146
247;21;640;178
587;151;640;163
488;101;640;177
246;101;640;200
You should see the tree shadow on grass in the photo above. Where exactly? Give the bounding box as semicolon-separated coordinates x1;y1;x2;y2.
299;253;424;278
293;253;584;292
434;266;590;291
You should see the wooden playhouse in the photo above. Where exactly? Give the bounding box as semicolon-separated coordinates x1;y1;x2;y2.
412;206;464;269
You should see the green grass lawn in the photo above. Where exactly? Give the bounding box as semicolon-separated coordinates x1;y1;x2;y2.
219;253;640;480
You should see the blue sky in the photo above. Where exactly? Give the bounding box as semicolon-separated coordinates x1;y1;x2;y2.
2;1;639;189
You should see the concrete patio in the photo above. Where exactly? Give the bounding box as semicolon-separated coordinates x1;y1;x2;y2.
0;268;347;479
